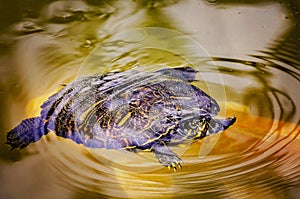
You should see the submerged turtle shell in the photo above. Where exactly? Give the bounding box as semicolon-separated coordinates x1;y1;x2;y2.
39;67;219;149
6;67;236;169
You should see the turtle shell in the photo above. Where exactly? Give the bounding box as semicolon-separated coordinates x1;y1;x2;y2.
7;67;236;169
38;67;219;149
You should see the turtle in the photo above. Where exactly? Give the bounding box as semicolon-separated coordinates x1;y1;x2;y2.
6;67;236;170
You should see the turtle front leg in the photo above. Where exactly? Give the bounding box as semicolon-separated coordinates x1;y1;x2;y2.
152;142;183;171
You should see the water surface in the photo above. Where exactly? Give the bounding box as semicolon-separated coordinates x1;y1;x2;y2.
0;0;299;199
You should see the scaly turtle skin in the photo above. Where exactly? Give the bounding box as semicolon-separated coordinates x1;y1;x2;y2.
6;67;236;169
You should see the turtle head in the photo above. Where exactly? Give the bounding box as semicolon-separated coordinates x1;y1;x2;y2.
176;114;236;141
179;115;236;141
174;115;210;141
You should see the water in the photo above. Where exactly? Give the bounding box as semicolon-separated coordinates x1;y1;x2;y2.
0;0;299;198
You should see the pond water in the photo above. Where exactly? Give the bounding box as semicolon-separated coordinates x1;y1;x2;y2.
0;0;299;199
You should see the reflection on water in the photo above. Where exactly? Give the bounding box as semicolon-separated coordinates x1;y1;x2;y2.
0;0;299;199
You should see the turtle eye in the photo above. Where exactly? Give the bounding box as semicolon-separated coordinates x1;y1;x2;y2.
129;99;141;107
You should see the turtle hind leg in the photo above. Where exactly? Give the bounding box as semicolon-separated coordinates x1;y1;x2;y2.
6;117;42;150
207;116;236;135
156;67;197;82
152;142;183;171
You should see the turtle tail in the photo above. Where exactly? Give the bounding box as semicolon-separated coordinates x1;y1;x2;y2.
6;117;42;150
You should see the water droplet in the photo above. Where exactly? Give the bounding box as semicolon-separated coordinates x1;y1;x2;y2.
81;39;95;49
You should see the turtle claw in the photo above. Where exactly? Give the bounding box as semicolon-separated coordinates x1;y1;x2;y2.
167;158;183;172
153;143;183;171
177;163;182;170
155;153;183;171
